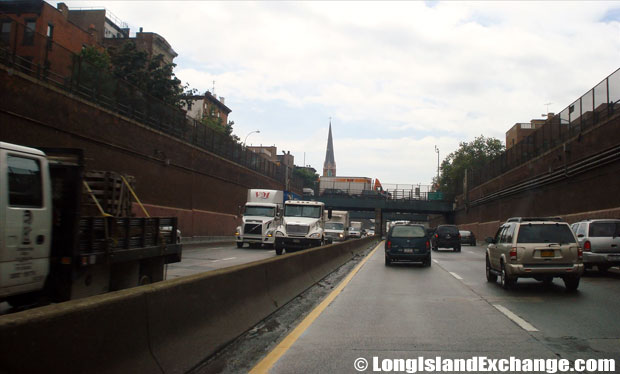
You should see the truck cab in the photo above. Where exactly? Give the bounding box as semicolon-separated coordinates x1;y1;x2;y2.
0;142;52;303
274;201;325;255
236;189;283;248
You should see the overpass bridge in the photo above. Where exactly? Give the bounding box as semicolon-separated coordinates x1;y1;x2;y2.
314;194;454;235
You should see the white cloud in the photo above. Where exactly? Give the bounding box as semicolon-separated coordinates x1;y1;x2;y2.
57;1;620;184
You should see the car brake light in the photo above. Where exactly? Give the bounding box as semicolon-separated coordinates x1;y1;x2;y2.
426;241;430;249
435;234;438;238
510;247;517;261
387;241;391;249
578;246;583;259
583;241;591;252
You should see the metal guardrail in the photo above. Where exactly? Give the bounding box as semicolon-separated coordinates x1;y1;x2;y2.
468;68;620;191
0;19;302;191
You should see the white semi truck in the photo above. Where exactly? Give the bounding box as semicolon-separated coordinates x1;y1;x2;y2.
274;200;326;255
324;210;350;243
235;189;284;248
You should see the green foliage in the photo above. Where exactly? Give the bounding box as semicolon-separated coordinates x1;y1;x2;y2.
435;135;504;196
72;46;115;97
293;167;319;189
107;41;187;107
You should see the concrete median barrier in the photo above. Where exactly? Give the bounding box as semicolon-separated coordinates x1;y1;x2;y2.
0;236;379;374
0;288;160;374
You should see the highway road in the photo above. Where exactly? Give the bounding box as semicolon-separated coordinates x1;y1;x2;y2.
165;242;276;280
226;241;620;373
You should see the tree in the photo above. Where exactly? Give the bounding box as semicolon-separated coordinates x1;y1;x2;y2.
293;166;319;189
107;41;187;107
435;135;504;196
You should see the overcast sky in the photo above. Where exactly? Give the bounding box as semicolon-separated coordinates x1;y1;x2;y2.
57;1;620;186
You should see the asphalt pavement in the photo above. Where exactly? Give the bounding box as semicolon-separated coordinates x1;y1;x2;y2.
251;242;620;373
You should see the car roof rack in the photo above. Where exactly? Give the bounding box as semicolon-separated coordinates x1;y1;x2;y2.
506;217;563;223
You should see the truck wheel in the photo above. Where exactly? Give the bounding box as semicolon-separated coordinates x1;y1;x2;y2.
236;242;243;248
275;247;283;256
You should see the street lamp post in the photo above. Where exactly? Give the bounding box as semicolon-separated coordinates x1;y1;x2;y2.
434;145;440;185
244;130;260;147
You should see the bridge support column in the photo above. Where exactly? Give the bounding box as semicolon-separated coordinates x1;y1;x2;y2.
375;208;383;238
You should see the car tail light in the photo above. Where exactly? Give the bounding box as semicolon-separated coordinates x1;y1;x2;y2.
583;241;591;252
458;233;461;239
578;246;583;259
426;241;430;249
387;241;391;249
435;234;438;238
510;247;517;261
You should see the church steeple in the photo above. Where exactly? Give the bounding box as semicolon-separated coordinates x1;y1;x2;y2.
323;119;336;177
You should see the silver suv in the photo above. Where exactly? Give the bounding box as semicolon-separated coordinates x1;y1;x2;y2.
571;219;620;273
485;217;584;290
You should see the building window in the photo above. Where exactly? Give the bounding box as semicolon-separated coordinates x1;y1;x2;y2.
1;20;11;45
23;19;36;46
46;24;53;50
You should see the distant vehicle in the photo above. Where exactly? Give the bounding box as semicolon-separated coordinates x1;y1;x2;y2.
431;225;461;252
302;188;314;197
319;176;372;196
274;200;326;255
349;221;362;238
571;219;620;273
459;230;476;246
485;217;583;290
235;189;285;249
324;210;350;242
366;229;375;236
385;224;431;267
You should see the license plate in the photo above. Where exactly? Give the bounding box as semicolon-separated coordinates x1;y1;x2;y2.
293;239;300;243
446;235;451;239
404;248;413;253
541;250;554;257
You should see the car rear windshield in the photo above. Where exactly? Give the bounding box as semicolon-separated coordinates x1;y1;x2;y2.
589;222;620;237
516;224;576;244
437;226;459;234
392;225;426;238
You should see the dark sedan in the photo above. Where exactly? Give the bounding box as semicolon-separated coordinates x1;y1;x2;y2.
459;230;476;246
385;224;431;266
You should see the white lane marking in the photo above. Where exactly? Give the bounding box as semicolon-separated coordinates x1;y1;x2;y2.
210;257;237;263
449;272;463;280
432;259;439;264
468;251;476;254
493;304;539;332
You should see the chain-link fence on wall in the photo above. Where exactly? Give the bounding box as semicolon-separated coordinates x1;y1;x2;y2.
0;19;302;191
468;68;620;190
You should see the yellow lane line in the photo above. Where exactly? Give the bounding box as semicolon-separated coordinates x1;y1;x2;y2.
249;241;383;374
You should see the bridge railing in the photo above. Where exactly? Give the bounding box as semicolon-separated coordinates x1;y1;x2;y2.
468;68;620;190
318;183;450;201
0;19;302;190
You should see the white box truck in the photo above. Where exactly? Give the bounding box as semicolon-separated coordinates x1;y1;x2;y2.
324;210;350;243
349;221;363;238
274;200;326;255
235;189;284;248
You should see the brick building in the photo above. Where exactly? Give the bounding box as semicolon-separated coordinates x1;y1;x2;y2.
0;1;99;76
182;91;232;126
505;117;547;149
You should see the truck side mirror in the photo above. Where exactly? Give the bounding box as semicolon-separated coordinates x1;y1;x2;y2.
238;205;243;216
328;209;332;219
